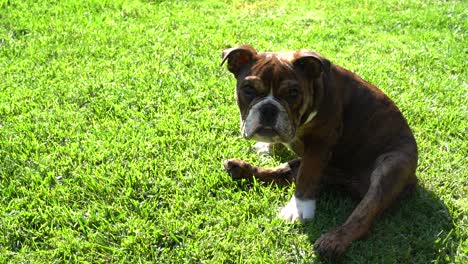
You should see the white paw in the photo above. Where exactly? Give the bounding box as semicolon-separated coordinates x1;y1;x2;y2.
279;195;316;221
253;142;273;155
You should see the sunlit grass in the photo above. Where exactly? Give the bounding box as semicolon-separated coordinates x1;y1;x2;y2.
0;0;466;263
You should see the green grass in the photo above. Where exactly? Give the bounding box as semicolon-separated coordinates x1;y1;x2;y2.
0;0;466;263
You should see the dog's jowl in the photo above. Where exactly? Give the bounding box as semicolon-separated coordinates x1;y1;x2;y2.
221;45;418;258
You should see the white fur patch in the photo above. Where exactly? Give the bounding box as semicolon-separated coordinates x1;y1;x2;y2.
279;195;316;221
253;142;272;155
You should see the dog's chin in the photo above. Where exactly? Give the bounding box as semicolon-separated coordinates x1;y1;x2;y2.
252;133;280;144
243;126;294;144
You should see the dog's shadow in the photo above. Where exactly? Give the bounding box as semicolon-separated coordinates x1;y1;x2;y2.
264;147;457;263
302;186;457;263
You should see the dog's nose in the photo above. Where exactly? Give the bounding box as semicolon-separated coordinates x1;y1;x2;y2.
260;103;278;126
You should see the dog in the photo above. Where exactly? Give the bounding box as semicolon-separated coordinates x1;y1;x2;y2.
221;45;418;258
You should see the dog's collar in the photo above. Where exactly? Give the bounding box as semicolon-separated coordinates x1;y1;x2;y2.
303;110;318;125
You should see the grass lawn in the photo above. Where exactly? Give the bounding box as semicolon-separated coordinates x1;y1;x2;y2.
0;0;466;263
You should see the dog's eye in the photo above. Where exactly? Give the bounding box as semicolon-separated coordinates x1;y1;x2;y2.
286;87;300;103
242;85;256;99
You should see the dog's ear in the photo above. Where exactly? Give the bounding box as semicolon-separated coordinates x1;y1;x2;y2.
292;51;331;79
221;45;257;76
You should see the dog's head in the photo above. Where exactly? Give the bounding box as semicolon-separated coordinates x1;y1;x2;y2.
222;45;330;143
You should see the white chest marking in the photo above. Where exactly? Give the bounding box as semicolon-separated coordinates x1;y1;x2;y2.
253;142;273;155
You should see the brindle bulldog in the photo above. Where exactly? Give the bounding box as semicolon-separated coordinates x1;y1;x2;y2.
221;45;418;258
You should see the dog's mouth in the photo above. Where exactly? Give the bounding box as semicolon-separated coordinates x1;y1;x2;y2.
241;98;295;143
255;126;278;138
243;125;284;143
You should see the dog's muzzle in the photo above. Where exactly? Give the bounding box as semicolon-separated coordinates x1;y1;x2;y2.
242;97;295;143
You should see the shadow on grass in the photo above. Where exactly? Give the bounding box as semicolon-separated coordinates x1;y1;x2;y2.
266;145;458;263
301;185;457;263
230;146;458;263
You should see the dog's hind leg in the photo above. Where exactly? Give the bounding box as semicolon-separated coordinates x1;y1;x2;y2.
314;150;418;258
223;158;300;186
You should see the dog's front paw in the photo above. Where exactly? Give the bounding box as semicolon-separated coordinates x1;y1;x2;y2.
279;195;316;221
314;229;350;259
223;159;254;180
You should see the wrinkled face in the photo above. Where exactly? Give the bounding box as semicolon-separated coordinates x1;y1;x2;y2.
236;54;310;143
222;45;327;144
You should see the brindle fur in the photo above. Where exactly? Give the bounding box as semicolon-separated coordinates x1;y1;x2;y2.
222;45;418;258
